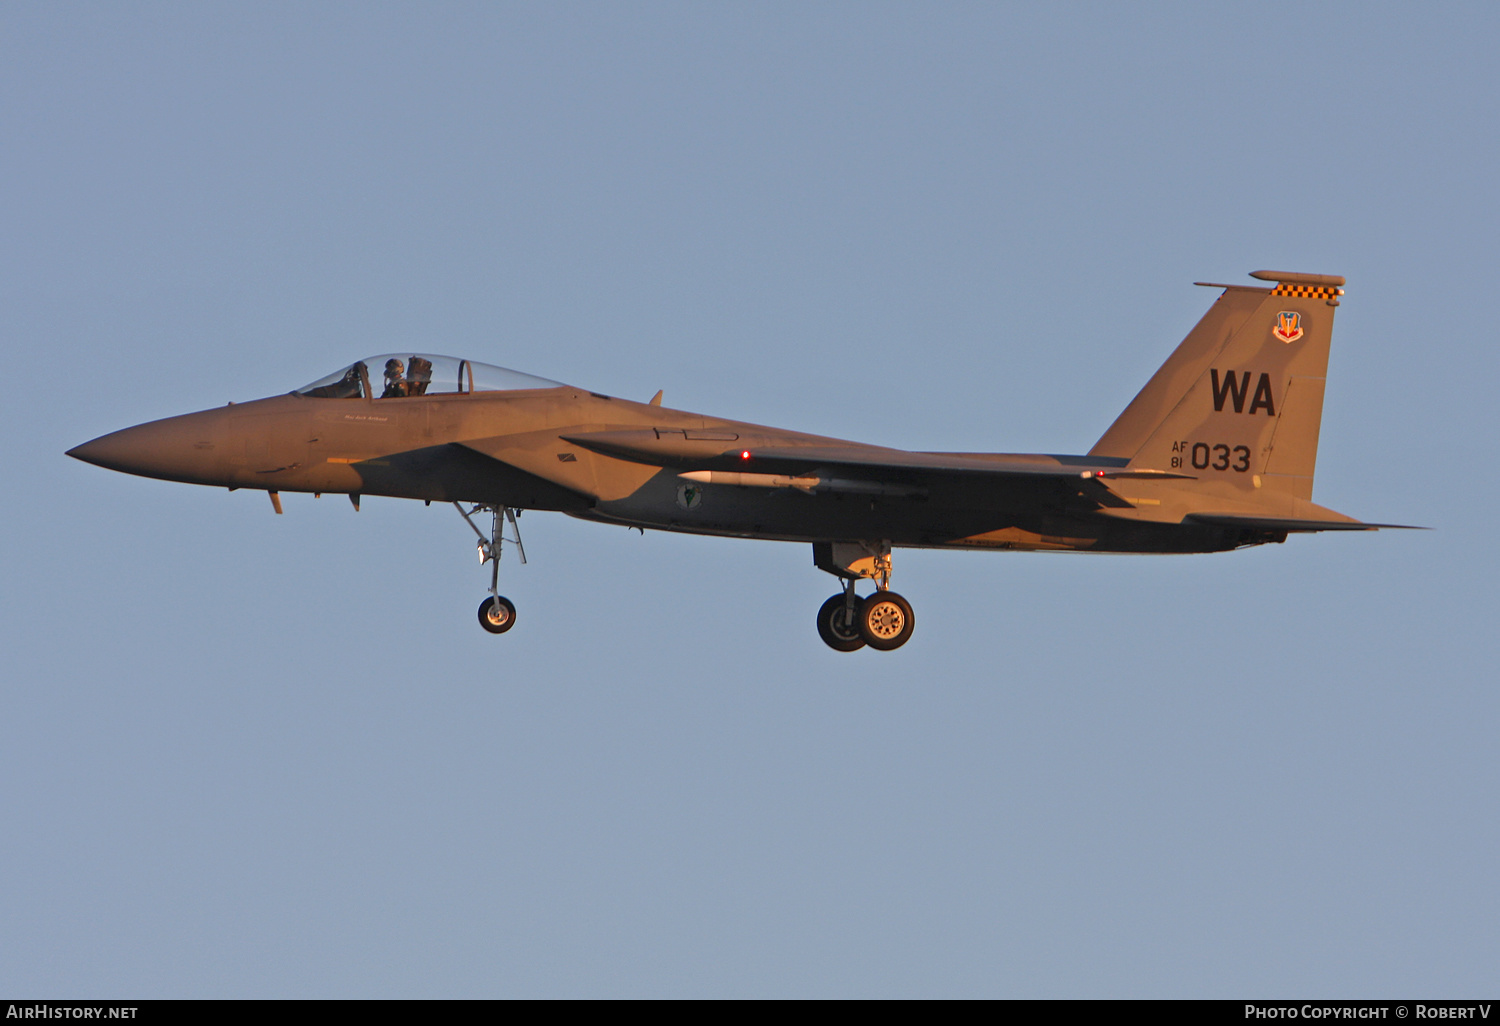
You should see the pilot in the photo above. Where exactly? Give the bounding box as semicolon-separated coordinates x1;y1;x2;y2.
382;358;407;398
304;363;365;399
407;356;433;396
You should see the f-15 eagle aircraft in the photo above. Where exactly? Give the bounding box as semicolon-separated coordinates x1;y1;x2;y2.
68;270;1408;652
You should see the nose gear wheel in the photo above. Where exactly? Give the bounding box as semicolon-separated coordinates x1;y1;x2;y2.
478;595;517;634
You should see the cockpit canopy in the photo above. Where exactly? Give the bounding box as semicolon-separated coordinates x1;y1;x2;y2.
296;354;565;400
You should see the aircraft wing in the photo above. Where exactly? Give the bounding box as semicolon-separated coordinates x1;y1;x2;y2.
560;430;1183;478
558;430;1423;527
709;446;1113;477
560;430;1188;510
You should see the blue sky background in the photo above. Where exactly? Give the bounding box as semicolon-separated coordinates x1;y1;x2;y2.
3;2;1497;997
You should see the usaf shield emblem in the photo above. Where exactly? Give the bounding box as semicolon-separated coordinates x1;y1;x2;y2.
1273;310;1304;343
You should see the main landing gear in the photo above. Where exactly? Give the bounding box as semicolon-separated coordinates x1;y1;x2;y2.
455;502;526;635
812;541;916;652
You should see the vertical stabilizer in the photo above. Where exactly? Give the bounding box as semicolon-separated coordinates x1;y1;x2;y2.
1089;272;1343;501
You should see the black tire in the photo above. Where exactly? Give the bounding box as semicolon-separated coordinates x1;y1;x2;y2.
478;595;517;634
816;593;866;652
858;591;914;651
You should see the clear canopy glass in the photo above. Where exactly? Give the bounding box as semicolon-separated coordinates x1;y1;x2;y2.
296;355;565;399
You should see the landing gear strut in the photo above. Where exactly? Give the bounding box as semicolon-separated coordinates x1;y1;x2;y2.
816;581;865;652
455;502;526;635
812;541;915;652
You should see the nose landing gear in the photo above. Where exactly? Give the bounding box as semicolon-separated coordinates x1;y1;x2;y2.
478;595;517;634
455;502;526;635
812;541;915;652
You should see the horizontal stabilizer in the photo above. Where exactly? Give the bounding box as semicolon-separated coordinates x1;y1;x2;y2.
1185;513;1424;532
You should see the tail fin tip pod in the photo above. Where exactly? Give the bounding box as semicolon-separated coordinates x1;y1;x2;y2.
1089;271;1345;501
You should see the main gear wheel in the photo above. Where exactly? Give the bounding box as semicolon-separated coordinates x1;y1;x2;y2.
857;591;914;650
816;593;866;652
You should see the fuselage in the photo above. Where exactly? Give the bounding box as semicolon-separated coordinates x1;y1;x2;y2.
69;384;1257;556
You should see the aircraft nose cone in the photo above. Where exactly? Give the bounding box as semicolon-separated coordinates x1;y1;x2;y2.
67;426;157;473
67;411;227;484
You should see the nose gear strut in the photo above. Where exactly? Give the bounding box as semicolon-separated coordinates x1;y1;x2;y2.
454;502;526;634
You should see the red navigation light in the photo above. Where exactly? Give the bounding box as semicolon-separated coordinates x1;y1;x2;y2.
741;451;751;460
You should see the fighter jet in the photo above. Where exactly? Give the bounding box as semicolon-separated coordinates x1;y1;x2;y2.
68;270;1410;651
